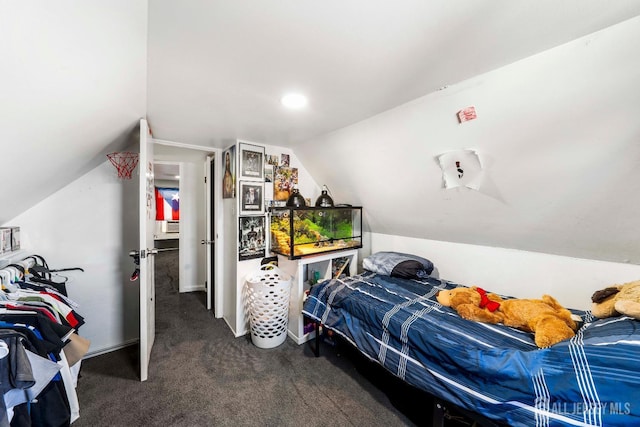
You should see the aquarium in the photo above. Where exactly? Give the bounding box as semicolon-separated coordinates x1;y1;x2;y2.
270;206;362;259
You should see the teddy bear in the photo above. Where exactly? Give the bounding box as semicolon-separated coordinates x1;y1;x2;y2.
591;280;640;320
436;286;578;348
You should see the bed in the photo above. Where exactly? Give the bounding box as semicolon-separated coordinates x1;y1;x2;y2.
301;254;640;427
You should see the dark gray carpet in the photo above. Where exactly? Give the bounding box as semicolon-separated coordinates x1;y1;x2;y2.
73;250;423;426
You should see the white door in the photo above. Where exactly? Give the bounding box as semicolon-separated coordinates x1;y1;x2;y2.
139;118;156;382
204;154;215;312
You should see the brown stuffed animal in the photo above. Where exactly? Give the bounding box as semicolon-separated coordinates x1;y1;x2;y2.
591;280;640;320
437;286;578;348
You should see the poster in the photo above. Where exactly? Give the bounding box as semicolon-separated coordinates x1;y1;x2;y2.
240;181;264;214
222;145;236;198
273;167;298;201
239;216;266;261
437;149;484;190
239;143;264;180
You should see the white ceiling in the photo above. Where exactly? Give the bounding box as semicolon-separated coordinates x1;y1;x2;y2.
3;1;640;227
147;0;640;148
154;163;180;182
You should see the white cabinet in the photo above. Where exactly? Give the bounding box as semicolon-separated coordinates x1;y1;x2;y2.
277;249;358;344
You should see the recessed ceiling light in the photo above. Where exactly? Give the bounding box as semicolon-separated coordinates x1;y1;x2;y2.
174;175;180;179
281;93;308;109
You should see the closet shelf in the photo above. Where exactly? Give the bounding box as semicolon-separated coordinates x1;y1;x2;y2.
0;249;27;268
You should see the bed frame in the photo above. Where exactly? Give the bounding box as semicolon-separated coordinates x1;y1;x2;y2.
302;271;640;427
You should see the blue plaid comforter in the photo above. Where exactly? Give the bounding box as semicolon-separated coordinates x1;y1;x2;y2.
302;272;640;427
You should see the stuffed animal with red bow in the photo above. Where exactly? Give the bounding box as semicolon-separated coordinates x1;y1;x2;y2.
436;286;578;348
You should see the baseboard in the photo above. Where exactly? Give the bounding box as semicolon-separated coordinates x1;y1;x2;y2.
180;284;205;292
83;339;138;359
223;317;249;338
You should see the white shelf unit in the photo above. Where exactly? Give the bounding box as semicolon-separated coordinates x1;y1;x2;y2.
0;249;27;269
277;248;358;345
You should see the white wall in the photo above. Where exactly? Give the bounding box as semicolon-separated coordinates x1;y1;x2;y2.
0;0;147;356
155;179;179;188
0;1;148;225
295;16;640;266
6;161;139;355
222;159;237;331
370;233;640;311
6;142;214;355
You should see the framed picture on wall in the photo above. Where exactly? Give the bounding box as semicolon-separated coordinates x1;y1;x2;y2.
273;166;298;201
222;145;236;198
264;165;273;183
238;216;266;261
239;181;264;215
239;143;264;180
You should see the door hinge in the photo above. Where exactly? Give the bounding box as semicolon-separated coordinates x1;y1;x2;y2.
204;177;207;183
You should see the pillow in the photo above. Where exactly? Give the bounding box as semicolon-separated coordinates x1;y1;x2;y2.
363;251;434;279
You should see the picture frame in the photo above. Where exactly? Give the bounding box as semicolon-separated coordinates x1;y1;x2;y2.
239;143;265;180
264;164;273;183
239;181;264;215
222;145;236;198
238;216;266;261
273;166;298;201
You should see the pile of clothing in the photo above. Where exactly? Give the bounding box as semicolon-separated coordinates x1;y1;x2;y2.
0;255;89;426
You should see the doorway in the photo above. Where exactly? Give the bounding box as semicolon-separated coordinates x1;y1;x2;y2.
152;162;206;311
152;141;222;317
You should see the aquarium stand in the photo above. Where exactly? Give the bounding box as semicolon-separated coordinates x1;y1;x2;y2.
276;249;358;345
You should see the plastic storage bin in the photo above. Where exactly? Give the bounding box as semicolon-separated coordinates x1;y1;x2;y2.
244;265;292;348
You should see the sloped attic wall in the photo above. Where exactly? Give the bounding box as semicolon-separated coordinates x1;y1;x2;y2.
7;160;140;355
0;1;147;225
295;16;640;265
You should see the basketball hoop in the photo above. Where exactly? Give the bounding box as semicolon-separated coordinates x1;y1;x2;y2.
107;152;139;179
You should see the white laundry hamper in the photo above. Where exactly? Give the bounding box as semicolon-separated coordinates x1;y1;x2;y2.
244;264;292;349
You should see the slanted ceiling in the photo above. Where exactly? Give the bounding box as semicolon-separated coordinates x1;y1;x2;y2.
295;16;640;264
146;0;640;147
0;1;147;224
2;2;640;265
